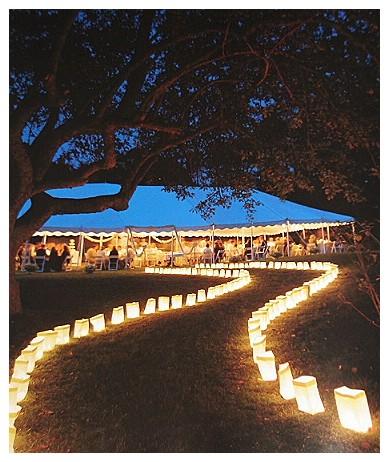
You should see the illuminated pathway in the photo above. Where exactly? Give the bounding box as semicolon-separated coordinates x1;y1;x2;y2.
10;262;376;452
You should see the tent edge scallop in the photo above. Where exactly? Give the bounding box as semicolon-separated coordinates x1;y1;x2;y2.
33;220;353;239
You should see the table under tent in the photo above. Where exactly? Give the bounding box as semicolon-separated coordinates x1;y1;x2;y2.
31;218;354;269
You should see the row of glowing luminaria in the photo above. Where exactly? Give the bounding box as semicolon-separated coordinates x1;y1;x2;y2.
9;269;251;452
243;261;372;434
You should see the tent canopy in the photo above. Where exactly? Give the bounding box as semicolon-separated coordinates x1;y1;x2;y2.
33;185;353;238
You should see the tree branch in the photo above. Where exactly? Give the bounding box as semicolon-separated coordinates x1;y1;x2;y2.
117;10;155;118
45;10;77;104
271;58;294;100
92;28;224;121
138;49;264;122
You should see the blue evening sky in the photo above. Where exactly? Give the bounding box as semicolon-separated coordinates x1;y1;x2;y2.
19;184;353;230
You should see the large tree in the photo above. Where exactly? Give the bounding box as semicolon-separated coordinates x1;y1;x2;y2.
10;9;379;313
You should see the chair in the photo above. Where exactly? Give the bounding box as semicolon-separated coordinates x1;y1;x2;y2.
94;256;104;270
255;245;268;260
35;256;46;272
108;256;119;271
333;242;345;253
203;255;213;265
215;250;225;263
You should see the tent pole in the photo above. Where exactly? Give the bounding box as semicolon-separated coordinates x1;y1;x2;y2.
99;235;103;250
302;227;306;240
250;225;253;261
171;230;174;268
326;224;330;241
79;233;85;266
286;220;290;257
126;229;129;269
43;232;47;245
321;223;326;254
212;224;215;263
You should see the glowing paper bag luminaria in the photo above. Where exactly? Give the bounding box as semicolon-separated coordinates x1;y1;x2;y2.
73;318;89;338
29;337;45;360
90;314;106;332
293;375;325;415
20;346;37;374
144;298;156;314
111;306;125;324
278;362;295;400
334;386;372;433
158;296;170;311
37;330;58;351
126;301;140;318
252;308;268;330
54;324;71;345
248;325;262;347
10;375;30;402
185;293;197;306
9;385;21;426
252;334;267;360
197;289;207;303
12;358;29;380
171;295;183;309
207;287;216;299
256;351;277;381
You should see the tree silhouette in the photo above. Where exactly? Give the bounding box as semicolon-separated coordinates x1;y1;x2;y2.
10;9;379;312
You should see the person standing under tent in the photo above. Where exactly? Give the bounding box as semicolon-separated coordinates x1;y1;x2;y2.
202;243;213;264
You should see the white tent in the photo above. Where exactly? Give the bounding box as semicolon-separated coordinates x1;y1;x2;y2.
33;185;353;238
32;187;354;263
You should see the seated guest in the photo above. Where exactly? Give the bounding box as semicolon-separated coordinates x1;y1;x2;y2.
86;245;98;265
59;244;71;270
108;246;119;269
229;243;241;262
48;243;60;271
110;246;119;257
306;234;319;254
117;245;127;269
266;237;276;255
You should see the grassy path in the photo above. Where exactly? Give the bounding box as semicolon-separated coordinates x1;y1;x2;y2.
12;268;379;452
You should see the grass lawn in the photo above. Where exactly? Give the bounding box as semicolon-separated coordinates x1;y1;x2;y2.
10;259;379;452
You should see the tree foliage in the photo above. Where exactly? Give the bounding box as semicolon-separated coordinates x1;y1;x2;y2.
10;9;379;242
